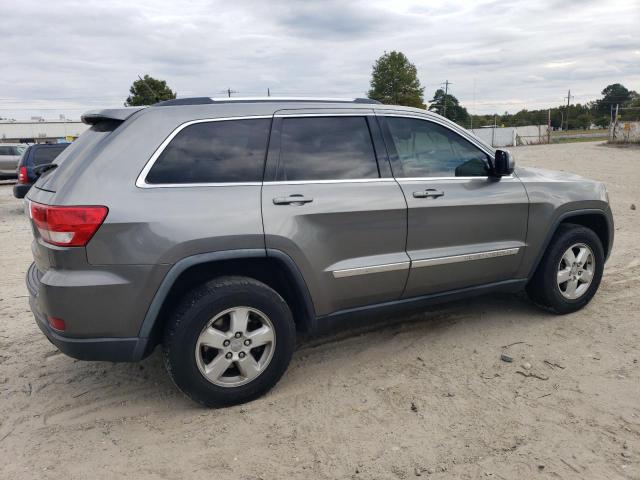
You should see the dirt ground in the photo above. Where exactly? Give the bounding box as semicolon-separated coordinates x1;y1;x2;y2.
0;141;638;480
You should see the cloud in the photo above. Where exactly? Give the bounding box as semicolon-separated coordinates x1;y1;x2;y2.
0;0;638;118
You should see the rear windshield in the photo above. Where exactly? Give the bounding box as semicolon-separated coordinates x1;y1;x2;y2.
33;146;68;166
34;121;121;191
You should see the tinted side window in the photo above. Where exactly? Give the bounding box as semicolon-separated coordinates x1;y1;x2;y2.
0;146;16;155
146;118;271;184
277;117;379;181
33;146;67;166
386;117;489;177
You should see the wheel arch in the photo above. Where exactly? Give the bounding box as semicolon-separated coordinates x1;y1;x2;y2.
136;249;316;354
528;208;613;279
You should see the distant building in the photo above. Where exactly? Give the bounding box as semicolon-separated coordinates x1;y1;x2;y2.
0;120;88;143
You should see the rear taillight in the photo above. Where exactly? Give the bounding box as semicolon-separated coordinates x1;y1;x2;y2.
18;166;28;184
29;202;108;247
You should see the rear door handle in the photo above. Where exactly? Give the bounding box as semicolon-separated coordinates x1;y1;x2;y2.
273;194;314;205
413;189;445;199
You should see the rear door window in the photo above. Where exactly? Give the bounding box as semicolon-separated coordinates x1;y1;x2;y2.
276;116;379;181
33;146;67;166
145;118;271;184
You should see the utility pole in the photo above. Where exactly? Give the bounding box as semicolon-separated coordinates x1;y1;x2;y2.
226;88;237;98
547;109;551;144
491;114;497;147
470;78;476;130
267;88;270;97
442;80;451;117
564;89;573;131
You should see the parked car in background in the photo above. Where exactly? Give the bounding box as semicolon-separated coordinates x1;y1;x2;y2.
0;143;28;179
24;98;613;407
13;143;69;198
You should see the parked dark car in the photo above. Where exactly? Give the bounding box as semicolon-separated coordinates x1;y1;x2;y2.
14;143;69;198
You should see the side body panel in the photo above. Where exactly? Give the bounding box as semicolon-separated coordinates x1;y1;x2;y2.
399;176;529;296
263;181;409;315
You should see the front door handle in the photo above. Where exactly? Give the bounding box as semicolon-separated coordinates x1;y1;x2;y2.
413;189;445;199
273;194;314;205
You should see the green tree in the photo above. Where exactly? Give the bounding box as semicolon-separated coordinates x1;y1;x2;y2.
368;51;425;108
428;88;469;126
125;75;177;106
594;83;631;118
601;83;632;106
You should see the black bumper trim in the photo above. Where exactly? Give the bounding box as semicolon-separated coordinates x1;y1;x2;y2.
13;183;31;199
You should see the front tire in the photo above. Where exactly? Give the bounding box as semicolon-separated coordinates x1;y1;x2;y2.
527;224;604;314
163;276;295;407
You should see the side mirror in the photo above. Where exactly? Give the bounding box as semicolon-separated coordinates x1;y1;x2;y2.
493;150;515;177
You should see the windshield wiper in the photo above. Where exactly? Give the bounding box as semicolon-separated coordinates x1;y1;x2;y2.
33;164;58;178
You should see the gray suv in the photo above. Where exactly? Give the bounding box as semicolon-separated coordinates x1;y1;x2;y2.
25;98;614;406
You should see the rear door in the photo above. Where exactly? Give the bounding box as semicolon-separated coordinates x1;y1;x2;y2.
378;113;529;298
262;110;409;316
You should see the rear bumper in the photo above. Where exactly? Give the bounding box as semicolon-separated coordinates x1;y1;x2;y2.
13;183;31;198
26;262;154;362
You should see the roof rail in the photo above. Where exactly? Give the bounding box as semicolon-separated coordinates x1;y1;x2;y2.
154;97;381;107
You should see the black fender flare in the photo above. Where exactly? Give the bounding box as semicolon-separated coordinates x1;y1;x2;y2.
527;208;613;279
134;248;316;357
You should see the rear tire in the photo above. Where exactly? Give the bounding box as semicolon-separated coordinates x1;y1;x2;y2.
527;224;604;314
163;276;295;407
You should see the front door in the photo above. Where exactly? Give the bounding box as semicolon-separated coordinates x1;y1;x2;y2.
378;114;529;298
262;111;409;316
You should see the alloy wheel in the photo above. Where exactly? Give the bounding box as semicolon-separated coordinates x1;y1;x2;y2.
195;306;276;387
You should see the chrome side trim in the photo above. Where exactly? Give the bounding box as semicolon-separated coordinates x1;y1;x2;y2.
332;261;410;278
265;178;394;185
135;115;273;189
412;248;520;268
397;175;514;182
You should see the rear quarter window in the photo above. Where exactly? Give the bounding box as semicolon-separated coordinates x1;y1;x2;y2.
145;118;271;184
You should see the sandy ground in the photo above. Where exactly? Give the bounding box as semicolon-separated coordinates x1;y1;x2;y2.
0;141;639;480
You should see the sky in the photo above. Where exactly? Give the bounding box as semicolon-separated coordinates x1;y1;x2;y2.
1;0;638;120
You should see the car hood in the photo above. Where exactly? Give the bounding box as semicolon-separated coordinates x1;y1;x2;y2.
515;166;608;203
515;166;593;183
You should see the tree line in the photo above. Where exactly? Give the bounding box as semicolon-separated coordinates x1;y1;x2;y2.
125;52;638;130
367;51;639;130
